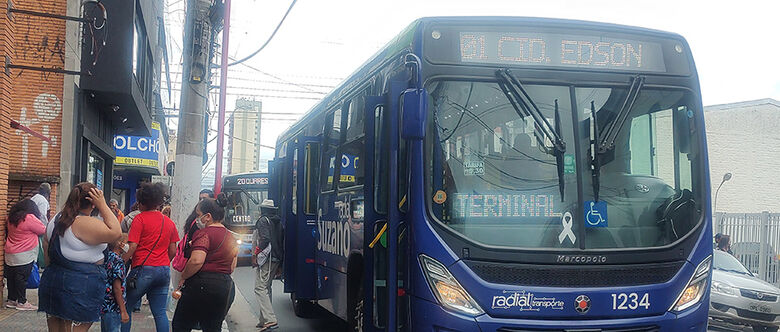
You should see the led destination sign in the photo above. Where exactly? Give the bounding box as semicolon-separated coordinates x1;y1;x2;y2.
460;31;666;72
454;194;563;218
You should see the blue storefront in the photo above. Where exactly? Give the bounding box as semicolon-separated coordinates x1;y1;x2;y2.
111;121;167;212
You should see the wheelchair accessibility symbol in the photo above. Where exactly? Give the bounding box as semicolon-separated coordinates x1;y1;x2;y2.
584;201;608;227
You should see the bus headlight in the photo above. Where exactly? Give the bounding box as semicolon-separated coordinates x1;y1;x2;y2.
419;254;483;316
671;255;711;312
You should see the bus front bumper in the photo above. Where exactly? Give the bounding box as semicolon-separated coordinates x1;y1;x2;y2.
410;296;708;331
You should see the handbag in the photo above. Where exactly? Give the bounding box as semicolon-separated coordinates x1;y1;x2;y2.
127;216;164;289
172;219;197;272
26;262;40;289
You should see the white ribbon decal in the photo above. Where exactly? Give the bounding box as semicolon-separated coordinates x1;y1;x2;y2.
558;212;576;244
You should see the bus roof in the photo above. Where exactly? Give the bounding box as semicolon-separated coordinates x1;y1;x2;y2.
277;16;688;144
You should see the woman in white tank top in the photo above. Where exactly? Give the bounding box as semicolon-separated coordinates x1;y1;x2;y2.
39;182;122;332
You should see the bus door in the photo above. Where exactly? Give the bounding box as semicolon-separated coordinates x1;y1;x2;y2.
316;105;348;316
272;142;297;294
289;136;320;301
368;78;409;331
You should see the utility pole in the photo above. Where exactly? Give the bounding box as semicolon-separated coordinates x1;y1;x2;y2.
214;0;231;194
170;0;213;230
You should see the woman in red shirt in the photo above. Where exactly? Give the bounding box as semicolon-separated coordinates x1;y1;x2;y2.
122;182;179;332
172;194;238;332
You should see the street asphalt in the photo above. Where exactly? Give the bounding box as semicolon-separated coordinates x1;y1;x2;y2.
231;266;346;332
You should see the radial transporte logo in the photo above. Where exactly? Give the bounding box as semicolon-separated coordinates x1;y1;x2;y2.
575;295;591;314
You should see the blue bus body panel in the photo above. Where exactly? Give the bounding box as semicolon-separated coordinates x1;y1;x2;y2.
274;16;711;331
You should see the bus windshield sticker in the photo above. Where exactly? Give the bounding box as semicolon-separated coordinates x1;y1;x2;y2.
491;290;564;311
563;154;576;174
433;190;447;204
463;160;485;176
454;194;562;218
558;212;576;244
584;201;608;227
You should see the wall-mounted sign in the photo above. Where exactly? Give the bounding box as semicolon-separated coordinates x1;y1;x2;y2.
114;122;161;168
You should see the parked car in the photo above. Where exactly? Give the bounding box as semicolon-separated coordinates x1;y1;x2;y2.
710;250;780;332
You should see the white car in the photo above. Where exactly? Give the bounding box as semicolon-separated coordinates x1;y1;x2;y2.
710;250;780;332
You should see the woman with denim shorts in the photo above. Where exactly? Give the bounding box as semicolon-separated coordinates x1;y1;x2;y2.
39;183;122;332
122;182;179;332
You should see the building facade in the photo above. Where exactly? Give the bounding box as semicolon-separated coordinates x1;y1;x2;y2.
0;0;167;293
228;98;262;174
705;98;780;214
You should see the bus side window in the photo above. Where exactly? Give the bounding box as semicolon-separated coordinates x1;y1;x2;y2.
321;109;342;192
304;142;320;215
340;95;366;188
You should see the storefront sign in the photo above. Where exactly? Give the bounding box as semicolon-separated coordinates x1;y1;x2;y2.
114;122;161;168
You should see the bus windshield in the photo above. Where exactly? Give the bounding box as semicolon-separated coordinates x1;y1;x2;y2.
427;79;702;250
224;189;268;227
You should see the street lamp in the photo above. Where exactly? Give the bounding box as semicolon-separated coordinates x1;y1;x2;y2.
713;172;732;213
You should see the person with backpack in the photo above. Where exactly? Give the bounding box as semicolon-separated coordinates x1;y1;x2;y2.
252;199;283;331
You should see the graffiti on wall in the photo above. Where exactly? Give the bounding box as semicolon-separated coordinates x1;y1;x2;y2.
15;93;61;169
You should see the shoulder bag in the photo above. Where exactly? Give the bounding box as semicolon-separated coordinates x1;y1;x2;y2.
127;216;164;289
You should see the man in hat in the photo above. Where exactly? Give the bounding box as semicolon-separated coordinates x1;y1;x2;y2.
252;199;283;331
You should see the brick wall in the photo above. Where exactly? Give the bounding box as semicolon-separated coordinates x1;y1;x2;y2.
9;0;65;178
0;0;67;289
0;0;17;291
7;181;58;214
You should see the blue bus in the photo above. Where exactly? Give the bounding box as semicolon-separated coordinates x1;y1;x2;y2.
271;17;712;331
222;172;269;263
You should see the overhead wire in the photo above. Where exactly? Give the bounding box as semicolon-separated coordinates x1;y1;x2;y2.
227;0;298;67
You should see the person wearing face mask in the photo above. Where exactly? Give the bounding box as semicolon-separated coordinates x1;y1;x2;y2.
121;182;180;332
172;194;238;332
101;234;131;331
39;182;122;332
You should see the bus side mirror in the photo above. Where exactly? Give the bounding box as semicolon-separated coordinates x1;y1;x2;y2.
401;88;428;139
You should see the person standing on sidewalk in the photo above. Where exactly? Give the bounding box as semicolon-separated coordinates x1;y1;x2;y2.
101;234;130;332
122;182;179;332
4;199;46;311
172;195;238;332
30;183;51;225
39;183;122;332
109;199;125;224
121;202;140;233
252;199;283;331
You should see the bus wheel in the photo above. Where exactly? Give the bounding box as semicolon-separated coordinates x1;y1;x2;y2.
291;292;314;318
348;283;364;332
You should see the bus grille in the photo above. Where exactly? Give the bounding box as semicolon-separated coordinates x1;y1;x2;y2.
464;260;684;287
497;325;659;332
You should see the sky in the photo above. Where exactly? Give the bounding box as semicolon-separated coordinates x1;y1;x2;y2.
162;0;780;186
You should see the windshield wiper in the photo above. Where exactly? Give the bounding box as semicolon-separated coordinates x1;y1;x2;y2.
554;100;565;201
496;69;566;153
588;75;644;202
597;75;645;153
589;101;601;201
496;69;567;201
240;188;260;205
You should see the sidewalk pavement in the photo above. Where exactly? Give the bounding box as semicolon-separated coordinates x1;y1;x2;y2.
0;290;166;331
225;282;257;332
